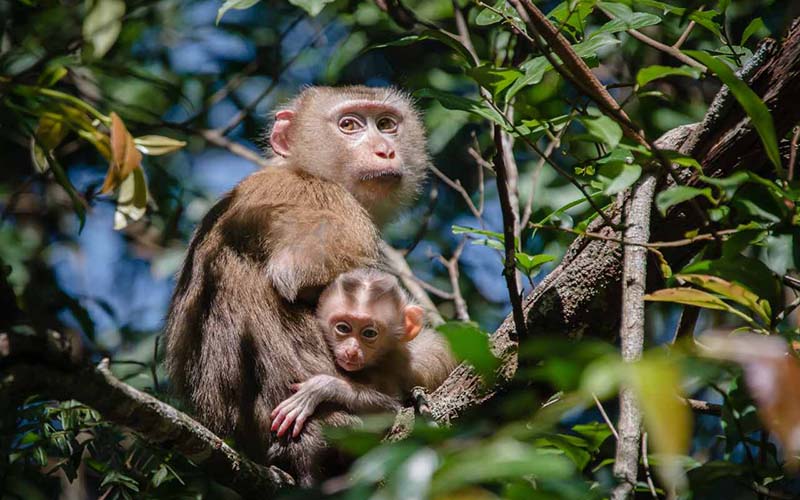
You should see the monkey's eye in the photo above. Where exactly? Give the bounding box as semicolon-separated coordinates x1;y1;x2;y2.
376;116;398;133
361;328;379;340
335;322;352;334
338;116;364;133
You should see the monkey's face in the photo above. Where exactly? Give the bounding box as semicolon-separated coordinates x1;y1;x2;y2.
269;86;430;223
324;307;401;372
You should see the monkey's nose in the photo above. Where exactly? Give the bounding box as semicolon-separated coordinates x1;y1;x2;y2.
374;149;396;160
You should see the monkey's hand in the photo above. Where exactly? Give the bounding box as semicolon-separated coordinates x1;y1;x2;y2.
270;375;342;438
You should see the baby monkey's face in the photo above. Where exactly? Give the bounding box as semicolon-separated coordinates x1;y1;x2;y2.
326;309;396;372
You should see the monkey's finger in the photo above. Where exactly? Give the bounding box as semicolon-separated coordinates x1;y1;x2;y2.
290;383;300;392
292;413;308;438
271;409;290;432
277;408;301;437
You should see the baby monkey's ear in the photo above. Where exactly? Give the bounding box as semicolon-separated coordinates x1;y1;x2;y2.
402;305;424;342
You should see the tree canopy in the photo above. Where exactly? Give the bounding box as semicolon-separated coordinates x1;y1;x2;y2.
1;0;800;499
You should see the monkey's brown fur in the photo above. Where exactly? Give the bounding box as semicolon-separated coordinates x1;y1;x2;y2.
164;86;433;484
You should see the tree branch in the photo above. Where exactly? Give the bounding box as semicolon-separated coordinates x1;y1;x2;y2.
0;331;294;497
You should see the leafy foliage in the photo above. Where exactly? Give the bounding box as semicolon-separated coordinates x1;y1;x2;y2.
1;0;799;499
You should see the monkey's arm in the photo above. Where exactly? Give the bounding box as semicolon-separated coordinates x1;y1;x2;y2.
265;208;381;302
407;329;458;390
270;374;400;438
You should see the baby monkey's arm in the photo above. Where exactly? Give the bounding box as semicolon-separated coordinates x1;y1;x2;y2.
270;374;400;438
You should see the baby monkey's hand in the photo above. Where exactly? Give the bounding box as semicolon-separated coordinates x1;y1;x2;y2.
270;375;340;438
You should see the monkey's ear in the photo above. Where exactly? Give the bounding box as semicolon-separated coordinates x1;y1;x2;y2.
402;305;424;342
270;110;295;157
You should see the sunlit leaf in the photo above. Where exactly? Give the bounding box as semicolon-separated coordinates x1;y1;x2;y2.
644;288;733;312
676;274;771;324
216;0;259;23
475;0;521;26
82;0;125;58
370;30;474;66
630;355;691;491
686;50;782;172
466;64;523;98
741;17;768;45
288;0;335;17
636;65;702;87
101;112;142;194
680;255;781;321
134;135;187;156
596;161;641;195
114;167;148;230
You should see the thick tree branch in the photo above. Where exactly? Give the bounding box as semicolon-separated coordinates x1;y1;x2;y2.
611;172;657;500
0;331;294;497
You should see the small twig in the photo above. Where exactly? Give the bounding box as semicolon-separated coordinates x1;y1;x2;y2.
641;432;659;499
381;243;445;326
673;17;698;49
520;120;569;229
684;398;722;416
599;7;706;70
430;164;484;224
671;306;700;344
527;222;742;249
493;124;527;342
197;129;269;167
404;185;439;255
437;240;470;322
593;393;619;440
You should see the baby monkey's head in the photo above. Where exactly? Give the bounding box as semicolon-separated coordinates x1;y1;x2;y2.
316;268;424;372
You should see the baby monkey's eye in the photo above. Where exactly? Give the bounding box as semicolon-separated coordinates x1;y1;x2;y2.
338;116;363;133
335;322;352;334
361;328;379;339
376;116;398;133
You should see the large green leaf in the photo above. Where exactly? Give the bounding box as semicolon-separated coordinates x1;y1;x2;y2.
676;274;771;324
686;50;781;172
467;64;523;98
437;321;499;383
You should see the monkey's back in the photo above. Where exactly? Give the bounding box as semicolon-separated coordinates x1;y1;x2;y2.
164;166;381;466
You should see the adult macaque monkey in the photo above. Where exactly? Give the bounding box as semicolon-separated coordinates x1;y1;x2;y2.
164;86;438;485
270;269;455;438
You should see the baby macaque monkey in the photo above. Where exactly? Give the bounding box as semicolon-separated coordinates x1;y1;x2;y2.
271;269;452;438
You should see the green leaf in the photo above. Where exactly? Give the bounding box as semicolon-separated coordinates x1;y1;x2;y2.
686;50;782;173
680;256;781;321
431;438;573;496
437;321;499;383
216;0;259;24
645;287;730;310
452;225;504;242
415;89;507;127
369;30;474;66
578;113;623;149
595;160;642;196
82;0;125;58
655;186;715;216
475;0;521;26
506;35;620;99
467;64;523;98
676;273;771;324
134;135;186;156
515;253;555;277
288;0;334;16
741;17;768;45
593;10;662;37
636;65;702;87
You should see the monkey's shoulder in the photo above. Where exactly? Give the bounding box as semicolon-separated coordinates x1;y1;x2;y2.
234;168;365;213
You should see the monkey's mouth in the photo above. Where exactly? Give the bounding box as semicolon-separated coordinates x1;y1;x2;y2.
360;168;403;182
337;358;363;371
